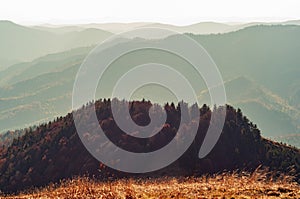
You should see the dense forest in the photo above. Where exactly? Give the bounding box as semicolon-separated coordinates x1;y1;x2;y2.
0;99;299;193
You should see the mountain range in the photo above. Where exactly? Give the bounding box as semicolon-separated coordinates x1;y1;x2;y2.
0;20;112;70
0;21;300;147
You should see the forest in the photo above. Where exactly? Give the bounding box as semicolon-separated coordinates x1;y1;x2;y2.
0;98;299;193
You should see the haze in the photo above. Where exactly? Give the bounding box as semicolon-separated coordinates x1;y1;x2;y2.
1;0;300;25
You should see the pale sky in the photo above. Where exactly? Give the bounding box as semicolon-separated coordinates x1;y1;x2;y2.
0;0;299;25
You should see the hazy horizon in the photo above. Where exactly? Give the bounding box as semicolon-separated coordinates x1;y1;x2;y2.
1;18;299;27
1;0;300;26
1;18;300;29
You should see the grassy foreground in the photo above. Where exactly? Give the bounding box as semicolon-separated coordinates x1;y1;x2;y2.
1;171;299;199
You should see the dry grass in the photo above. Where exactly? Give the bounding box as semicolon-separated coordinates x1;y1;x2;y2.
1;171;299;199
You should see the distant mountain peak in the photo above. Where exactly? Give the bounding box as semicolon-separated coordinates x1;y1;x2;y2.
0;20;23;29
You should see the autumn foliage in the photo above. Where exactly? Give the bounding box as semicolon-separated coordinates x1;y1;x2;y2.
0;99;299;193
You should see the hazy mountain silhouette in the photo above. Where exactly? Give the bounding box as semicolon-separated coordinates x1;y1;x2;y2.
1;24;300;146
34;20;300;35
199;76;299;137
0;21;112;70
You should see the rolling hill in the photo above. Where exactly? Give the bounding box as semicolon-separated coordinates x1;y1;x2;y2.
0;20;112;70
199;76;300;137
0;47;94;132
1;24;300;147
33;20;300;35
0;99;299;193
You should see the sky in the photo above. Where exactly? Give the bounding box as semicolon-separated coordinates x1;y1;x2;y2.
0;0;299;25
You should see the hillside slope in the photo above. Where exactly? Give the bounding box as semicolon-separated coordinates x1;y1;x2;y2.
1;25;300;142
0;21;112;69
0;99;299;193
198;76;300;137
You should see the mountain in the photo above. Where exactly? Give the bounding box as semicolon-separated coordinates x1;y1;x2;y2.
0;99;299;193
36;21;300;35
191;25;300;96
189;25;300;137
0;46;91;87
283;20;300;25
32;25;85;34
0;20;112;70
34;22;153;34
35;22;233;34
0;47;96;132
139;22;233;34
0;65;80;132
199;76;300;137
1;24;300;144
140;22;273;35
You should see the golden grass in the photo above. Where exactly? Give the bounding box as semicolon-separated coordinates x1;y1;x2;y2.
1;171;299;199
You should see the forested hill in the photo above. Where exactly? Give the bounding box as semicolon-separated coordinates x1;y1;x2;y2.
0;99;299;193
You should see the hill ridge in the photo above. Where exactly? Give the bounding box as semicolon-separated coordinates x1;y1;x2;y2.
0;99;299;193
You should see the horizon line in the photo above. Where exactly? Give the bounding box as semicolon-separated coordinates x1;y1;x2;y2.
1;17;300;27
